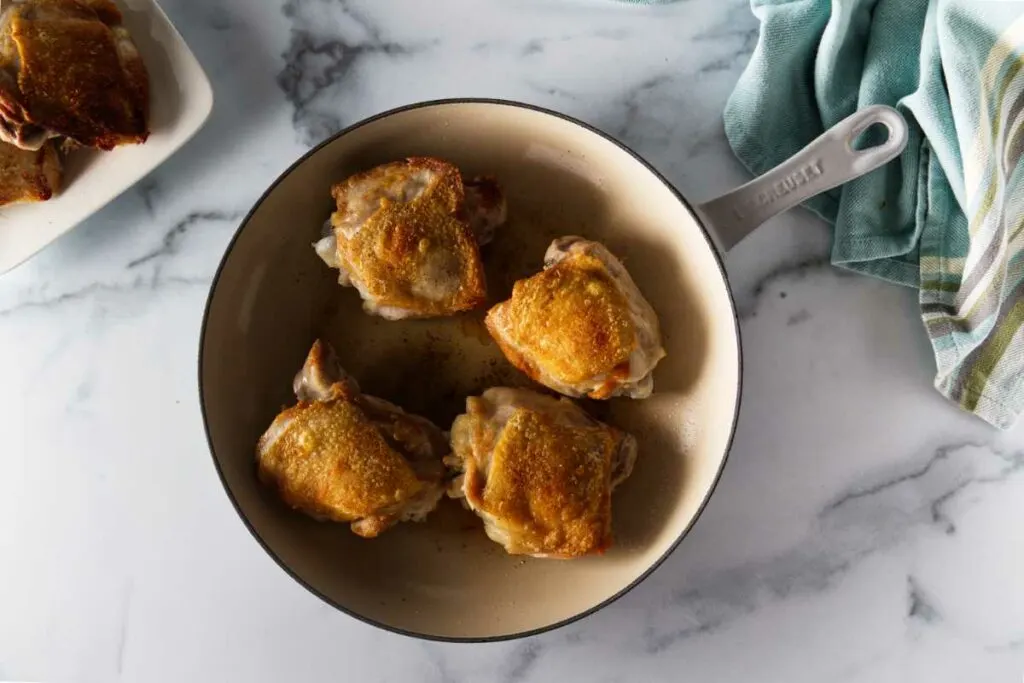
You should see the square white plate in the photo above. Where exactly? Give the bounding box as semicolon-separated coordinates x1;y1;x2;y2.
0;0;214;274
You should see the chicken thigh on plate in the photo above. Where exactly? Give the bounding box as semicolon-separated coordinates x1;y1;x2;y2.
0;138;60;206
256;339;449;538
446;387;638;559
314;157;507;320
486;237;666;400
0;0;149;150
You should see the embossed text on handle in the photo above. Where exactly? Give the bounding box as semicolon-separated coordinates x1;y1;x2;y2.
731;159;824;220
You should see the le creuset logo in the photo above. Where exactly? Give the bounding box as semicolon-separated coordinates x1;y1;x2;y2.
731;158;825;219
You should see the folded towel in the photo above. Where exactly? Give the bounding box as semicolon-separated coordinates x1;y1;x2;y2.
723;1;1024;429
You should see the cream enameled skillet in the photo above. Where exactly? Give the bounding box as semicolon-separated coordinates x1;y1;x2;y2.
199;99;908;641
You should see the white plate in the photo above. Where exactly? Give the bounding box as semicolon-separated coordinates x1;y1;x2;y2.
0;0;214;274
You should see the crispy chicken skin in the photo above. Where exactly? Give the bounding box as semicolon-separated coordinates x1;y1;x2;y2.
0;0;149;151
446;387;638;559
257;340;449;538
0;138;60;205
486;237;666;400
314;157;507;320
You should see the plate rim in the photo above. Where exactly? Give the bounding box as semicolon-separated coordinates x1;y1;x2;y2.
197;97;743;643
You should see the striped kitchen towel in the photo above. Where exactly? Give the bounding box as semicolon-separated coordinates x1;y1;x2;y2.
723;0;1024;429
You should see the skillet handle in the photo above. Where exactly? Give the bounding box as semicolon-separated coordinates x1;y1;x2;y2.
696;105;909;253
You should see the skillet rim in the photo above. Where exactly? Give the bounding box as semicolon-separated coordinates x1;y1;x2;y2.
197;97;743;643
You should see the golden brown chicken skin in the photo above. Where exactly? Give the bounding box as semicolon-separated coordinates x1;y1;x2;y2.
256;340;449;538
446;387;637;559
0;0;149;150
0;138;60;205
486;237;666;400
314;157;506;320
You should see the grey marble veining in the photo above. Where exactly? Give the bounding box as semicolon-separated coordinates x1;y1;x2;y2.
278;0;428;144
0;1;1022;682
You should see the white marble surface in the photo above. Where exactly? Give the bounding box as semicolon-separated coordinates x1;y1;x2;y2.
1;0;1022;681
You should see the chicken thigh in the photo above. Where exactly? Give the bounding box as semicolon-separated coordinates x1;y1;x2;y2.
0;138;60;205
256;339;449;538
314;157;507;320
485;237;666;399
446;387;638;558
0;0;149;150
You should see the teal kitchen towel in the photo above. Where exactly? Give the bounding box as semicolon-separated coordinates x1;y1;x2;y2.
724;1;1024;429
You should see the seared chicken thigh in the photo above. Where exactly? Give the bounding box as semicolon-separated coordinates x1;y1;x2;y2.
446;387;637;558
314;157;507;320
257;340;449;538
0;138;60;205
0;0;149;150
486;237;666;399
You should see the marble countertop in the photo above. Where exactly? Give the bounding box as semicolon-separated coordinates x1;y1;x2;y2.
2;0;1022;681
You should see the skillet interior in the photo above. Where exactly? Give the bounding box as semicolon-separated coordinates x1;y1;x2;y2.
199;100;741;640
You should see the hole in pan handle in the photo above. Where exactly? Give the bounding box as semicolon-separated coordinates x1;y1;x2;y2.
696;105;909;253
